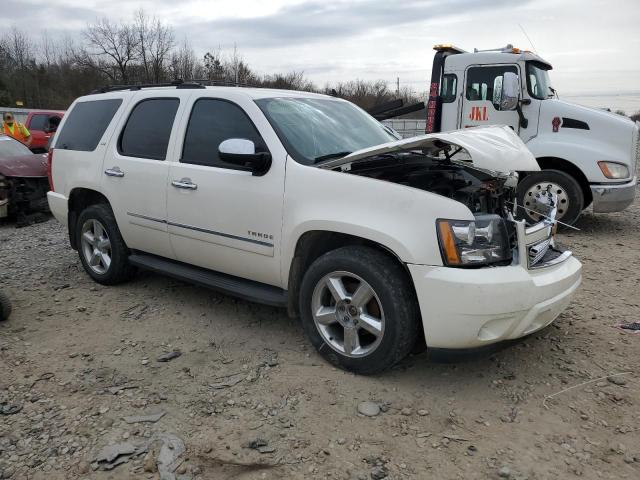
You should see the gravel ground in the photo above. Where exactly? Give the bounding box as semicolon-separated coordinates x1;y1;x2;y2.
1;195;639;480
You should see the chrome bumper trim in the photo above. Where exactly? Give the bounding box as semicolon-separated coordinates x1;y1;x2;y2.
590;176;637;213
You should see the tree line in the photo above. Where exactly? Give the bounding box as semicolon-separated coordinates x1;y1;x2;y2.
0;11;423;115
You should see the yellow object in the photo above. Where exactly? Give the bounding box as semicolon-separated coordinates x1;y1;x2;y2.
2;121;31;143
437;221;461;265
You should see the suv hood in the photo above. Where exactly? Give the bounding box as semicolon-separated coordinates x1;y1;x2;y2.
320;125;540;173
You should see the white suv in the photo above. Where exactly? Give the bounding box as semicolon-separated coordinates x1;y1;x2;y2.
47;84;582;373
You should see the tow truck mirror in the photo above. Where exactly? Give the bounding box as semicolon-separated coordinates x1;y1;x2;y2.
500;72;520;111
218;138;272;176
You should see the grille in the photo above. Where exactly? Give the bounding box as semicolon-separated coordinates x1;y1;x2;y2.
528;238;551;268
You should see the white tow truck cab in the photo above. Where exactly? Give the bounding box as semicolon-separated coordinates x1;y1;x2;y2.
426;44;639;225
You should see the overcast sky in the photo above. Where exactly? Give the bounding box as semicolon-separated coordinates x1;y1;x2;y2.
2;0;639;96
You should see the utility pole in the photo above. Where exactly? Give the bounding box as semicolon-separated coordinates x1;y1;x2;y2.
396;77;400;96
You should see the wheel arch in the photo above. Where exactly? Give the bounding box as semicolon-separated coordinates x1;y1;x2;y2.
286;230;416;317
527;157;593;207
67;188;111;249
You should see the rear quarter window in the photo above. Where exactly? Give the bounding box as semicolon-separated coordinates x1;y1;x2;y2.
55;99;122;152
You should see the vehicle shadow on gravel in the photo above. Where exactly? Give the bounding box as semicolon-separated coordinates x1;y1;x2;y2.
569;209;639;234
129;267;558;382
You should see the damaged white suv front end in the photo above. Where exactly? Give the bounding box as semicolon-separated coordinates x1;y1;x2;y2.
320;125;582;349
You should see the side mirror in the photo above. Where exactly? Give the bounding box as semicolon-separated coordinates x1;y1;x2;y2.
500;72;520;111
218;138;271;176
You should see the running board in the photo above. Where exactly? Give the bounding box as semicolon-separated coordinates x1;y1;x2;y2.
129;253;288;307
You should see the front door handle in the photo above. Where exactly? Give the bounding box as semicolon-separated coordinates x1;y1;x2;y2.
104;167;125;178
171;178;198;190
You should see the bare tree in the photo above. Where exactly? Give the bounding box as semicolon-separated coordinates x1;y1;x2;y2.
169;39;199;81
135;10;174;83
5;27;34;104
262;71;314;91
203;49;225;82
84;18;139;83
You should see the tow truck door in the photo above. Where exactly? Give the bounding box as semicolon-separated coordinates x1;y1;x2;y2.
459;65;520;132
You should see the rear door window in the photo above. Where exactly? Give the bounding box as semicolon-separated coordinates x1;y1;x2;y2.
118;98;180;160
55;99;122;151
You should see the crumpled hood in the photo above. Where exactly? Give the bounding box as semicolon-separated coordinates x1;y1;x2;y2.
0;153;48;178
320;125;540;173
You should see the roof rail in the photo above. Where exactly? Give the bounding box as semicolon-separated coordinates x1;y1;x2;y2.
90;79;206;94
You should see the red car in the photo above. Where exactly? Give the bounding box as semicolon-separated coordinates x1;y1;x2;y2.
24;110;65;153
0;134;49;225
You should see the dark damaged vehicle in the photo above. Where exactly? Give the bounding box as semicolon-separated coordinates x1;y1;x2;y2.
0;134;50;224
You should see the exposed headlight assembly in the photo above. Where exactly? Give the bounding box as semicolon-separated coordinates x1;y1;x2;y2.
598;161;629;179
437;214;512;267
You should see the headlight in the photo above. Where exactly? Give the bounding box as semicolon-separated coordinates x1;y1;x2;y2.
437;215;512;267
598;161;629;179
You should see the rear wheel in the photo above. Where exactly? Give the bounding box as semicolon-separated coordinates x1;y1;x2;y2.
517;169;584;225
299;246;419;374
76;204;135;285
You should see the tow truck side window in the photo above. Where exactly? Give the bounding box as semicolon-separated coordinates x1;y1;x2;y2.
440;74;457;103
465;66;518;111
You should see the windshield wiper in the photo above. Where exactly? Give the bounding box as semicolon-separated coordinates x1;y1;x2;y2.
313;151;352;163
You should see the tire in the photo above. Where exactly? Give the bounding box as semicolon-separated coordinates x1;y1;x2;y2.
76;203;135;285
0;291;11;321
299;246;419;374
517;169;584;226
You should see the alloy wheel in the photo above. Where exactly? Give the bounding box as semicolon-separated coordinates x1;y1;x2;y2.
311;271;385;358
80;219;112;275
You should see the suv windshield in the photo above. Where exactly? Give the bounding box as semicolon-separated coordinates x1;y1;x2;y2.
255;97;395;165
526;61;553;100
0;135;31;156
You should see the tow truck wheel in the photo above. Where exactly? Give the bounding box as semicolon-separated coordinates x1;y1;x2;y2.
299;246;419;374
516;170;584;226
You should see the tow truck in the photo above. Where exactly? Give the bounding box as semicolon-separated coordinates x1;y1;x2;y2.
421;44;639;225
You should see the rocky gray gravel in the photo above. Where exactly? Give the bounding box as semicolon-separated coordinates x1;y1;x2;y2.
1;191;639;479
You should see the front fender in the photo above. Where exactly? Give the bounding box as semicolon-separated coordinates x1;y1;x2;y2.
281;159;474;284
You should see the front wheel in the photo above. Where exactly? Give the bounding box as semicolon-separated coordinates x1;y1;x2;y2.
299;246;419;374
516;170;584;226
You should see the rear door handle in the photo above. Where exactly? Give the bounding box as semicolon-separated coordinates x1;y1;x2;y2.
171;178;198;190
104;167;125;178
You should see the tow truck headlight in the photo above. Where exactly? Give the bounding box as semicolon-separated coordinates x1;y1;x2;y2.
598;161;629;179
437;215;512;267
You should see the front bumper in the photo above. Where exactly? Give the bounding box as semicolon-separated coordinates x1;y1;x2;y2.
409;256;582;349
590;176;637;213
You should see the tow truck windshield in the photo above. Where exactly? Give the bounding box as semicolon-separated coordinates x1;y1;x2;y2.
526;61;554;100
256;97;396;165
